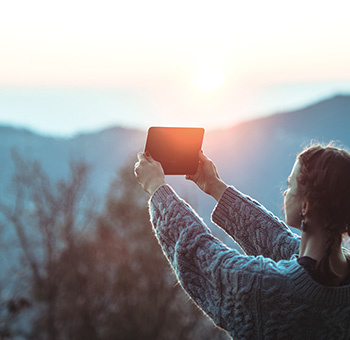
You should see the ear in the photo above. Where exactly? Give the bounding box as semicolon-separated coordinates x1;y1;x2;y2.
301;200;310;216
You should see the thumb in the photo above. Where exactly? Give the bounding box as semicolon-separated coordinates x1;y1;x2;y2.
137;151;146;161
144;151;153;160
145;151;158;163
199;150;210;163
138;151;154;163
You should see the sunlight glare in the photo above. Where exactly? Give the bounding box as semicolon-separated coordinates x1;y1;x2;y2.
194;62;225;92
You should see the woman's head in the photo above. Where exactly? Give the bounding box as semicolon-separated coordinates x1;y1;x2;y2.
285;143;350;285
297;143;350;240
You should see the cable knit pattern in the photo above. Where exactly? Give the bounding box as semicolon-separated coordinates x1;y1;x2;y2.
149;185;350;340
212;187;300;260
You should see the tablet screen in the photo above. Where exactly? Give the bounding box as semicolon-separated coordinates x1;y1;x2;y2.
144;127;205;175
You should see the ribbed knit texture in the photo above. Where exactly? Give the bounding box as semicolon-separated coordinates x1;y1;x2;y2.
149;185;350;340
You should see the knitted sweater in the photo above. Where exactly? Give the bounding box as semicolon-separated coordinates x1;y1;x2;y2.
149;184;350;340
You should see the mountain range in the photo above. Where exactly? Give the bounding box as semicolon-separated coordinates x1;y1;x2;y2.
1;94;350;241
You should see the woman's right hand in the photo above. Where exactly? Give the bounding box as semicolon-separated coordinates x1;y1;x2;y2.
185;151;228;201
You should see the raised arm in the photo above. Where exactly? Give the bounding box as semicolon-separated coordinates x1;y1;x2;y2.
186;152;300;260
134;152;262;332
148;183;280;337
212;186;300;260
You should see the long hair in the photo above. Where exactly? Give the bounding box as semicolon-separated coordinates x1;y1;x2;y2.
297;143;350;285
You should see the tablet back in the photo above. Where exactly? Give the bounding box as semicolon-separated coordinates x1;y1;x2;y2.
144;127;205;175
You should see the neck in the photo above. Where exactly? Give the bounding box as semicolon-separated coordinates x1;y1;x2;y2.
299;230;349;281
299;230;326;261
299;216;337;260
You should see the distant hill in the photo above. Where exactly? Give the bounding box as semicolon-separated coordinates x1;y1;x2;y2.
203;94;350;218
1;94;349;239
0;126;145;196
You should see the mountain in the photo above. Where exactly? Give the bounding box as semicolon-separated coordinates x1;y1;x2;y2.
0;126;145;196
0;94;349;238
203;94;350;217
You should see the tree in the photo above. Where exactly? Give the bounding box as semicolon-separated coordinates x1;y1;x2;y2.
0;153;229;339
50;160;229;339
0;151;95;339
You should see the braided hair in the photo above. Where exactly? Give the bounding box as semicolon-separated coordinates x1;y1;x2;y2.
297;143;350;285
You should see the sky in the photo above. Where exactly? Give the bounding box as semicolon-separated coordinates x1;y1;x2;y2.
1;0;350;136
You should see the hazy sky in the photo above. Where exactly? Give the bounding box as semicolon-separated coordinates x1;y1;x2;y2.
1;0;350;136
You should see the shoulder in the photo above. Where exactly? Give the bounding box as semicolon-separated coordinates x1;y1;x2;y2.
220;254;301;284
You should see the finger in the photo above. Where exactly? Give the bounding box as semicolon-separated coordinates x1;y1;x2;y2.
134;162;140;177
138;151;155;163
199;152;216;173
144;151;154;162
185;174;194;181
137;152;152;165
185;161;203;181
198;150;211;163
137;151;146;161
185;174;198;182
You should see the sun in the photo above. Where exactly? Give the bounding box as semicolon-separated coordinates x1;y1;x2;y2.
194;63;225;92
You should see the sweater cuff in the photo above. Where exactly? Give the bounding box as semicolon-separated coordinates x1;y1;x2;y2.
150;184;176;205
211;186;241;226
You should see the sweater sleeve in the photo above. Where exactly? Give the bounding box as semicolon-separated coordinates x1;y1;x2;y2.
212;186;300;261
149;184;267;336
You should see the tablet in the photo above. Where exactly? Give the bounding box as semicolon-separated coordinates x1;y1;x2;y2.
144;127;205;175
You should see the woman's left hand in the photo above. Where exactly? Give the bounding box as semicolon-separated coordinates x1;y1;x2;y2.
134;152;166;195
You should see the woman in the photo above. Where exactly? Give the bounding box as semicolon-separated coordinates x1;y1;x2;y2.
134;144;350;339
